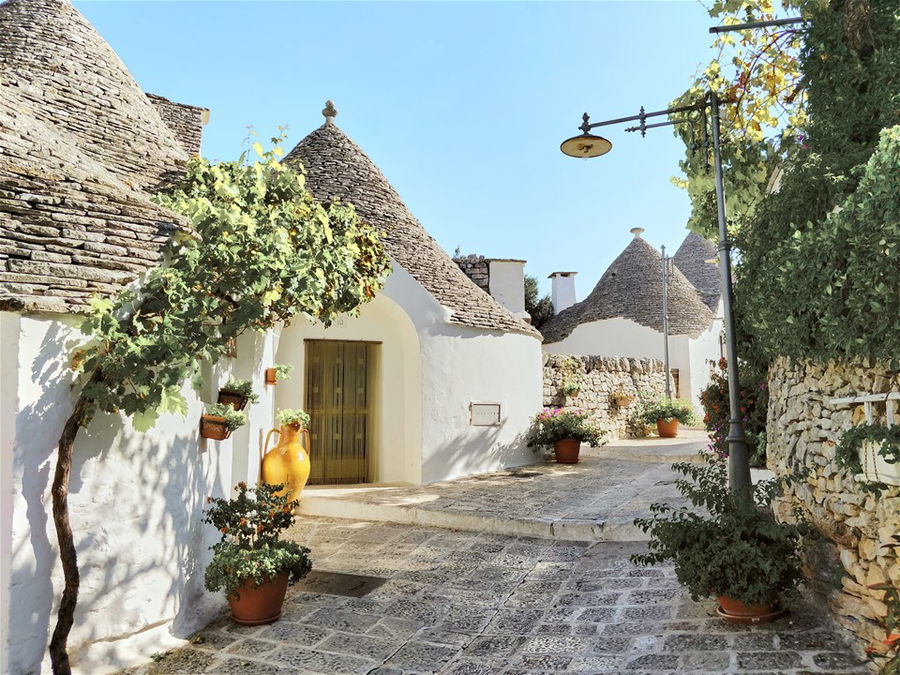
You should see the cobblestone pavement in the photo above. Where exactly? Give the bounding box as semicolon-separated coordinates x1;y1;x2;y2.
299;436;710;541
131;517;869;675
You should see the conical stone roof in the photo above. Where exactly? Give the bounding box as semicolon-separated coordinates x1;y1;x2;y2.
541;233;715;344
285;118;538;337
673;231;721;310
0;0;191;313
0;0;187;188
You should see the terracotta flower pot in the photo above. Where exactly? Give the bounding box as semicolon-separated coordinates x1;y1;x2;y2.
554;439;581;464
265;368;278;385
217;390;248;411
199;415;231;441
228;572;290;625
656;418;679;438
716;595;782;623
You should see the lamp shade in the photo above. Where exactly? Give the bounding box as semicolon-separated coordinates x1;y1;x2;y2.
560;133;612;158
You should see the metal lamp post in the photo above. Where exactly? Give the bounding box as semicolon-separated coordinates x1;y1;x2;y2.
558;15;807;492
560;91;753;490
661;245;672;400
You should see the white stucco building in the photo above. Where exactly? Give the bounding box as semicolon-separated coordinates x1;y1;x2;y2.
541;228;723;411
0;2;542;672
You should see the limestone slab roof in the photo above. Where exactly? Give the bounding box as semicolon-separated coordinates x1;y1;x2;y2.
285;119;539;337
0;0;192;314
540;234;715;344
672;231;721;311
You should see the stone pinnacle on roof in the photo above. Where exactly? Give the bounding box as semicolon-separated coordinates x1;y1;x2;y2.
322;100;338;124
283;113;538;337
673;231;721;311
540;234;715;343
630;227;645;237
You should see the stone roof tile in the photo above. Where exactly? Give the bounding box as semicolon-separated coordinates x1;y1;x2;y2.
673;231;721;310
541;233;715;344
285;119;539;337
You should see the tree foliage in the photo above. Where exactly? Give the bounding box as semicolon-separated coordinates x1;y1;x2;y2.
524;274;553;329
671;0;808;238
73;140;391;430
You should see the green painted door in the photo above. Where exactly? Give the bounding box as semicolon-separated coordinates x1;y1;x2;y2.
305;340;372;485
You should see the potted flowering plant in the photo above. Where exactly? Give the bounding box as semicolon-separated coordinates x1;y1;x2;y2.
217;378;260;411
204;481;312;625
611;388;635;407
265;363;293;385
633;457;805;623
640;397;697;438
525;407;605;464
199;403;247;440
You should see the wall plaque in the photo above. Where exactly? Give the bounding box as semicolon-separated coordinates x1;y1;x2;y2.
470;402;501;426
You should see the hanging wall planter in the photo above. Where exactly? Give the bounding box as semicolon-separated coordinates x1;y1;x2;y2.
200;403;247;441
265;364;294;386
217;378;259;411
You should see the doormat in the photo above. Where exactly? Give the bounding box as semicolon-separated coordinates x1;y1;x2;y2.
293;570;388;597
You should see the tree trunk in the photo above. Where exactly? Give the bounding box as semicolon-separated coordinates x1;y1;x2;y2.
48;396;89;675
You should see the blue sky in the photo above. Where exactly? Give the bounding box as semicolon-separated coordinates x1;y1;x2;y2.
76;0;716;298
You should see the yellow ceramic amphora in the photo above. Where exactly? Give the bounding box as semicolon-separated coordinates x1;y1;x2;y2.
260;424;311;504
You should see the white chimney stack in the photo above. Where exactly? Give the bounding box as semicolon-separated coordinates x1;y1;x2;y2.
487;259;528;320
549;271;577;315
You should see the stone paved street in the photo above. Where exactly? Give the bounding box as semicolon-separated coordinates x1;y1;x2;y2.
131;517;869;675
298;433;712;541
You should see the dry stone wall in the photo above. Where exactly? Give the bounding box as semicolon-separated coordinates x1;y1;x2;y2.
543;353;672;439
453;254;490;293
768;357;899;663
146;93;207;157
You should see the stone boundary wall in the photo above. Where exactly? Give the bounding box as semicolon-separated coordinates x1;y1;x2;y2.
768;357;899;664
543;353;672;439
453;254;490;293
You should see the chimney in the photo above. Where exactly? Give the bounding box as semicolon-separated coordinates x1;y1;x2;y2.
146;93;210;157
487;259;528;319
549;271;577;315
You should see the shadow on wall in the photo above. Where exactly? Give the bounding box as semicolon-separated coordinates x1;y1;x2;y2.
420;426;536;485
10;321;234;672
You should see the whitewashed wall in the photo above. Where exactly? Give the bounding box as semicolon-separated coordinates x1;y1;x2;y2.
0;311;275;674
275;263;543;485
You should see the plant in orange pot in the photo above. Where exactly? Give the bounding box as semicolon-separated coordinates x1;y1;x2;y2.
265;363;294;386
640;397;697;438
525;407;605;464
203;482;311;626
632;457;806;624
217;378;259;411
199;403;246;440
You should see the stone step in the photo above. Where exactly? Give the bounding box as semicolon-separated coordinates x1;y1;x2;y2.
298;494;648;542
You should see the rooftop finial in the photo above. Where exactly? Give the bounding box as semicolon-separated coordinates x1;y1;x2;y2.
630;227;645;238
322;100;337;124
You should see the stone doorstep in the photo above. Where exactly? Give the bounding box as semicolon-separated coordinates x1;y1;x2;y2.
298;493;649;542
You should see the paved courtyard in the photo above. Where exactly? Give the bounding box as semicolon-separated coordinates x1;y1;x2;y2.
298;433;712;541
131;517;867;675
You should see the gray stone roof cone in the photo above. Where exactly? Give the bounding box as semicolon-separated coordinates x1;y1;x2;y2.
541;230;715;344
0;0;193;313
673;231;721;310
284;105;538;337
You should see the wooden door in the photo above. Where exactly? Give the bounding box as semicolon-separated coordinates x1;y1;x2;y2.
305;341;371;484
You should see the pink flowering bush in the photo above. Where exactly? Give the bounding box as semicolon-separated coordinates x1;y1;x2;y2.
525;407;605;449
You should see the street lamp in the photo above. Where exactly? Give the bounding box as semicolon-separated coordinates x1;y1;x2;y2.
562;90;751;492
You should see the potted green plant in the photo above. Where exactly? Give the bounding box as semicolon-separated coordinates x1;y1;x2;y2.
632;457;805;623
199;403;247;441
835;422;900;487
559;380;581;398
203;481;312;625
265;363;294;385
640;397;697;437
611;388;635;407
217;378;260;411
525;407;605;464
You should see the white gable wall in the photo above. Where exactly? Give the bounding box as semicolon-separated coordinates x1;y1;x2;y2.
0;311;277;674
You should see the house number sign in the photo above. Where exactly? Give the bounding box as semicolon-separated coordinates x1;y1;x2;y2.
470;403;501;426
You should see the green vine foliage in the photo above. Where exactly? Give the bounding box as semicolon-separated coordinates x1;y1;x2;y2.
735;0;900;369
835;422;900;475
72;139;391;430
632;458;806;606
